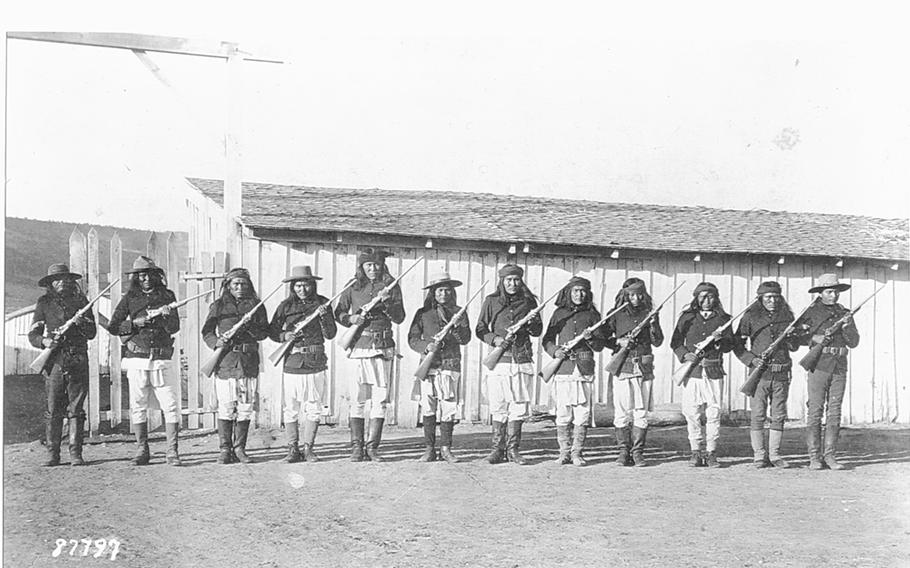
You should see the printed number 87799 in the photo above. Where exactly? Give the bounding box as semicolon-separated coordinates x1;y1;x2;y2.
52;538;121;560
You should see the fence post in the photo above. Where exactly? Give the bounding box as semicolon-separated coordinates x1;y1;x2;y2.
86;228;101;435
109;232;123;428
166;232;185;428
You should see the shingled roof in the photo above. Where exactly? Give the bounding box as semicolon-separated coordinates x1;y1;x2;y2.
186;178;909;262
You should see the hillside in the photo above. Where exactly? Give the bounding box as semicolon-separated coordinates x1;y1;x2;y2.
4;217;187;314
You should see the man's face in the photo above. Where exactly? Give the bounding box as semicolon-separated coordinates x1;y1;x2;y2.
627;291;644;308
570;286;588;306
294;280;316;299
137;271;153;292
229;278;250;300
761;293;782;312
503;275;522;295
51;277;75;294
363;262;382;281
819;288;839;305
434;286;454;305
698;291;717;311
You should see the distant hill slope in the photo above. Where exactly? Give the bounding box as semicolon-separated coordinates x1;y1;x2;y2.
4;217;187;314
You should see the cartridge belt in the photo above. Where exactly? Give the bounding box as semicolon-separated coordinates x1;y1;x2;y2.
362;329;393;341
628;354;654;365
699;358;723;369
568;351;594;361
231;343;258;353
291;344;323;355
768;362;791;372
822;346;848;356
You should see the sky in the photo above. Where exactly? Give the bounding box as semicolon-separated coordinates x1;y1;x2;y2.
3;2;910;232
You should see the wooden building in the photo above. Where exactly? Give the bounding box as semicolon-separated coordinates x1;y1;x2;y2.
183;177;909;431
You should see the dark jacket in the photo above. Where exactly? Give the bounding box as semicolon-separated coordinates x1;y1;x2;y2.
670;309;734;379
28;291;97;369
108;287;180;361
603;305;664;374
799;302;860;374
542;305;607;376
269;294;337;374
202;295;270;378
408;303;472;372
734;304;799;381
334;280;405;350
475;293;543;365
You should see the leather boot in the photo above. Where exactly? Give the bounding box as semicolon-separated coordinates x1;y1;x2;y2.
571;424;588;467
301;420;320;462
631;426;647;467
233;420;252;463
68;416;86;466
554;425;572;465
365;418;385;462
807;424;824;470
284;421;301;463
823;423;845;470
165;422;182;466
439;421;458;463
45;417;64;467
131;421;150;466
704;451;720;468
418;415;437;462
217;419;234;464
615;425;632;466
349;417;365;462
768;429;789;468
506;420;528;465
750;429;767;468
484;421;507;464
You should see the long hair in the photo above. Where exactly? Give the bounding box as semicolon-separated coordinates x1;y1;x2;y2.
284;280;319;302
555;280;594;311
126;269;166;295
746;295;794;321
614;277;652;311
685;293;728;316
421;286;459;314
489;277;538;303
220;273;259;302
45;278;85;299
353;261;394;290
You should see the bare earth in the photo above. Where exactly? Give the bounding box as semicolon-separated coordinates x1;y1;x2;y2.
4;416;910;568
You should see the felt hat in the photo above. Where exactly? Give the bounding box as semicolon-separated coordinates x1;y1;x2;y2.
125;255;164;275
38;263;82;287
809;273;851;294
283;266;322;283
756;281;782;296
498;264;524;278
423;271;462;290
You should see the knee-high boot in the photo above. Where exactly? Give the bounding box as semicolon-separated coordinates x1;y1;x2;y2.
768;428;789;468
45;416;64;467
284;421;301;463
68;416;86;466
217;419;234;464
165;422;182;466
631;426;647;467
349;417;365;462
439;421;458;463
365;418;385;462
484;421;507;464
807;423;823;470
233;420;252;463
823;422;845;470
554;425;572;465
418;415;437;462
131;421;150;466
301;420;320;462
615;425;633;466
571;424;588;467
506;420;528;465
750;429;767;469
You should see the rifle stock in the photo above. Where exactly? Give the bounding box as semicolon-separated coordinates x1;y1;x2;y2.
201;345;228;378
539;302;628;384
740;362;765;397
482;341;509;371
798;343;825;373
673;360;696;387
29;346;56;373
604;344;631;376
482;288;560;371
413;351;439;381
269;280;355;367
538;355;565;384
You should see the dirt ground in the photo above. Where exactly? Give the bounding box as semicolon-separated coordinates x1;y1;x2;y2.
4;378;910;568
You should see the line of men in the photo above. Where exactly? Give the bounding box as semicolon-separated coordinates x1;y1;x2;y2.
30;249;859;472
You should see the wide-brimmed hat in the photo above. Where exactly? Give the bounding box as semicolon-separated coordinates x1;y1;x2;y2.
423;271;462;290
38;263;82;287
756;281;782;296
125;255;165;275
284;265;322;283
809;273;851;294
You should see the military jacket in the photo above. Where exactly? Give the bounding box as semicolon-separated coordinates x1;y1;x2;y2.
202;295;270;378
408;303;472;372
475;293;543;365
670;309;734;379
334;280;405;350
268;294;337;375
28;291;98;369
734;304;799;381
108;288;179;361
799;301;860;375
603;305;664;374
542;305;607;376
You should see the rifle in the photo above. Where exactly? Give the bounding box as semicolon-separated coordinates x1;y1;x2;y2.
413;281;487;381
673;299;758;387
604;282;685;376
482;288;560;371
337;257;424;351
538;302;629;384
143;289;213;321
201;281;285;378
799;284;885;372
30;279;121;372
739;300;816;397
268;279;355;366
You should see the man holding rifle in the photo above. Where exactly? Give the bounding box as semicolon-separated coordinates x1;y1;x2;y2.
108;256;183;466
541;276;607;467
733;281;802;468
334;249;407;463
28;263;98;467
670;282;735;468
475;264;544;465
202;268;271;464
407;271;472;463
604;277;664;467
268;266;337;463
799;274;860;471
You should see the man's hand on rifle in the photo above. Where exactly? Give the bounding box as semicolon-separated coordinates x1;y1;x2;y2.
156;305;172;317
750;355;766;368
350;314;366;326
133;315;149;328
215;336;228;349
492;336;505;347
282;331;297;342
581;329;594;341
376;288;392;303
554;347;567;359
617;336;633;349
812;334;826;345
683;352;699;363
42;337;57;348
317;304;329;318
711;328;724;340
426;342;440;353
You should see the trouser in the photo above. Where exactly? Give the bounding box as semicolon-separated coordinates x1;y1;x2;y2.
45;359;89;425
283;371;326;423
681;377;723;452
750;379;789;431
554;378;593;427
127;366;180;424
806;370;847;456
612;374;652;429
214;376;258;422
350;356;392;419
420;370;461;423
487;362;533;423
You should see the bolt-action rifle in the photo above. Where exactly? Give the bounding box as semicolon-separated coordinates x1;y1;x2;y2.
268;280;355;366
481;288;560;371
538;302;629;384
673;299;757;387
739;300;816;397
413;282;487;381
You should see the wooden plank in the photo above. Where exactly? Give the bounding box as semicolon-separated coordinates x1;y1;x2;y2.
258;240;287;429
893;267;910;424
86;228;101;434
447;249;473;422
166;232;184;427
395;248;423;429
109;233;123;428
780;258;813;422
146;232;160;264
313;243;336;423
649;254;677;408
332;245;360;426
478;252;501;423
872;266;896;423
185;255;201;430
845;262;875;423
670;259;702;405
201;252;223;430
69;228;87;281
536;255;569;408
463;251;486;423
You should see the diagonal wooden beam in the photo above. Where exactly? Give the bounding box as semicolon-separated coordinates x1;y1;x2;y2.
7;31;283;63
